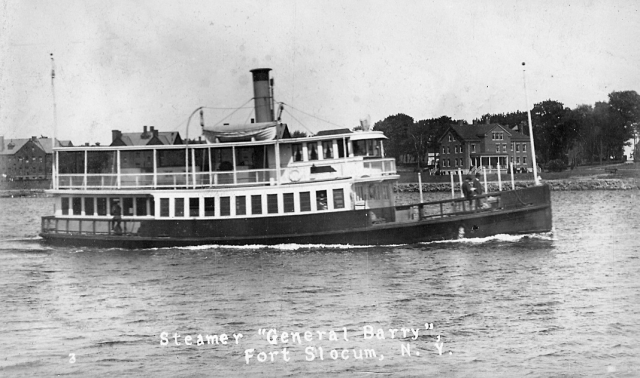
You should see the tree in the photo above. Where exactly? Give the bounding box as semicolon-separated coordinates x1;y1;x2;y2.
373;114;414;161
291;130;308;138
531;100;579;163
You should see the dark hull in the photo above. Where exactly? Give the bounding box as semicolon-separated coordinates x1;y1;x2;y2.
41;185;553;249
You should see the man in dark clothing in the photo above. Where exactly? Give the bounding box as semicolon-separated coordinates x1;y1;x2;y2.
112;202;122;233
473;173;484;209
462;176;474;208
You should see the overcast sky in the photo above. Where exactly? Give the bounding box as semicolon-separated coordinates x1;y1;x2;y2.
1;0;638;144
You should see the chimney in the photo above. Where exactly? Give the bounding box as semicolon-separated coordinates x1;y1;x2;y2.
0;136;4;152
142;125;149;139
112;130;122;142
458;120;463;126
153;129;158;138
31;136;38;142
250;68;274;123
486;117;490;125
85;142;90;146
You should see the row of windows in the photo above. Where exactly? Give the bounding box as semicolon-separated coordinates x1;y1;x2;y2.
158;189;346;218
443;142;529;155
495;143;528;153
441;157;528;167
61;197;155;216
442;145;465;154
291;139;382;162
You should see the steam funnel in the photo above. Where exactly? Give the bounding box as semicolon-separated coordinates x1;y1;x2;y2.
250;68;274;123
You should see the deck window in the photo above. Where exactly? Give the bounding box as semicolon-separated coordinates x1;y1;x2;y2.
136;198;147;216
175;198;185;217
220;197;230;216
292;144;303;162
61;197;70;215
85;197;95;216
97;198;107;216
333;189;345;209
308;143;318;160
283;193;295;213
322;141;333;159
72;197;82;215
236;196;246;215
123;197;134;216
300;192;311;212
337;139;345;158
160;198;170;217
251;195;262;215
204;197;215;216
189;198;199;217
316;190;328;210
267;194;278;214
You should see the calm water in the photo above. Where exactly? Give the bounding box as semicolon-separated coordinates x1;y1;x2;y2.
0;191;638;377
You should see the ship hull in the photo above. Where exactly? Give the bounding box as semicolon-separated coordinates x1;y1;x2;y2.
40;185;552;249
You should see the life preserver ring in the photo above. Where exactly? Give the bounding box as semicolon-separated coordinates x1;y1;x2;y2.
289;169;301;182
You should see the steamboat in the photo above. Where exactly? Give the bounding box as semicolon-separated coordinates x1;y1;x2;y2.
40;68;552;248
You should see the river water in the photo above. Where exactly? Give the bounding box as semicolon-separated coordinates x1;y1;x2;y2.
0;190;638;377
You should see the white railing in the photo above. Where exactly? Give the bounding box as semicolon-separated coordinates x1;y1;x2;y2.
58;168;278;190
362;158;396;176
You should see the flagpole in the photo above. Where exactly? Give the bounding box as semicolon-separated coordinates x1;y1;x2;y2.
50;53;58;190
522;62;540;185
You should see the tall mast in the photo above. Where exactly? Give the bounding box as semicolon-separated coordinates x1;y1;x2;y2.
522;62;540;185
50;53;58;189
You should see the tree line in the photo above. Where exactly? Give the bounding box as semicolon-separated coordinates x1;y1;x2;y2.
373;90;640;167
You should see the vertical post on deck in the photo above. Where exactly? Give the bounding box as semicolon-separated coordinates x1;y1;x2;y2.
418;171;423;203
153;148;157;188
510;162;515;190
450;173;455;199
458;168;463;197
497;163;502;191
483;167;488;193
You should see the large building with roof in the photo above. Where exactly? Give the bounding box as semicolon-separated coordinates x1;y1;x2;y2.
0;136;72;182
437;122;533;174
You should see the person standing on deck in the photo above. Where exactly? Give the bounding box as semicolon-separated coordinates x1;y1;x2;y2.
473;173;484;209
112;201;122;234
462;176;474;208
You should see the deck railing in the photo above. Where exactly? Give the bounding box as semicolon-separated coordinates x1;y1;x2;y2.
41;216;143;236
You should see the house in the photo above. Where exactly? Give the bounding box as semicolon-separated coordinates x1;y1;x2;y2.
0;136;72;181
437;122;533;174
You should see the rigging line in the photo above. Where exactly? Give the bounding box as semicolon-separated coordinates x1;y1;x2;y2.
280;101;344;129
202;106;254;110
209;98;255;126
282;108;314;135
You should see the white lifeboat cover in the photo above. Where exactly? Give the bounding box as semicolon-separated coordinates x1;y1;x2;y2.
203;122;277;142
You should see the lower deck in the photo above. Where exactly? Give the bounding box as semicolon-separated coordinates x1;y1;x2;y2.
41;185;552;248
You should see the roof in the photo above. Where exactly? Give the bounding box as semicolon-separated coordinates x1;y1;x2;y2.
439;123;514;142
316;128;352;136
0;138;30;155
37;138;72;154
115;131;182;146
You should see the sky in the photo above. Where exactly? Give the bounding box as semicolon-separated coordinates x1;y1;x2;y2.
1;0;639;145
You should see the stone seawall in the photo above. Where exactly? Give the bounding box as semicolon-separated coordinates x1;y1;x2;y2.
396;179;640;192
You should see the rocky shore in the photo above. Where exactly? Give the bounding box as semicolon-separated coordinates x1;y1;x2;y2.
396;178;640;192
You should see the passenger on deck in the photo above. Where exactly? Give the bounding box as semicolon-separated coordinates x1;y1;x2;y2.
473;173;484;209
462;176;474;208
111;202;122;233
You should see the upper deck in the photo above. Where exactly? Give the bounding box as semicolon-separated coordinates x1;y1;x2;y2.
52;130;397;192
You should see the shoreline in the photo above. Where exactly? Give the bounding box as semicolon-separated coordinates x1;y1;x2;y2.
396;178;640;192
